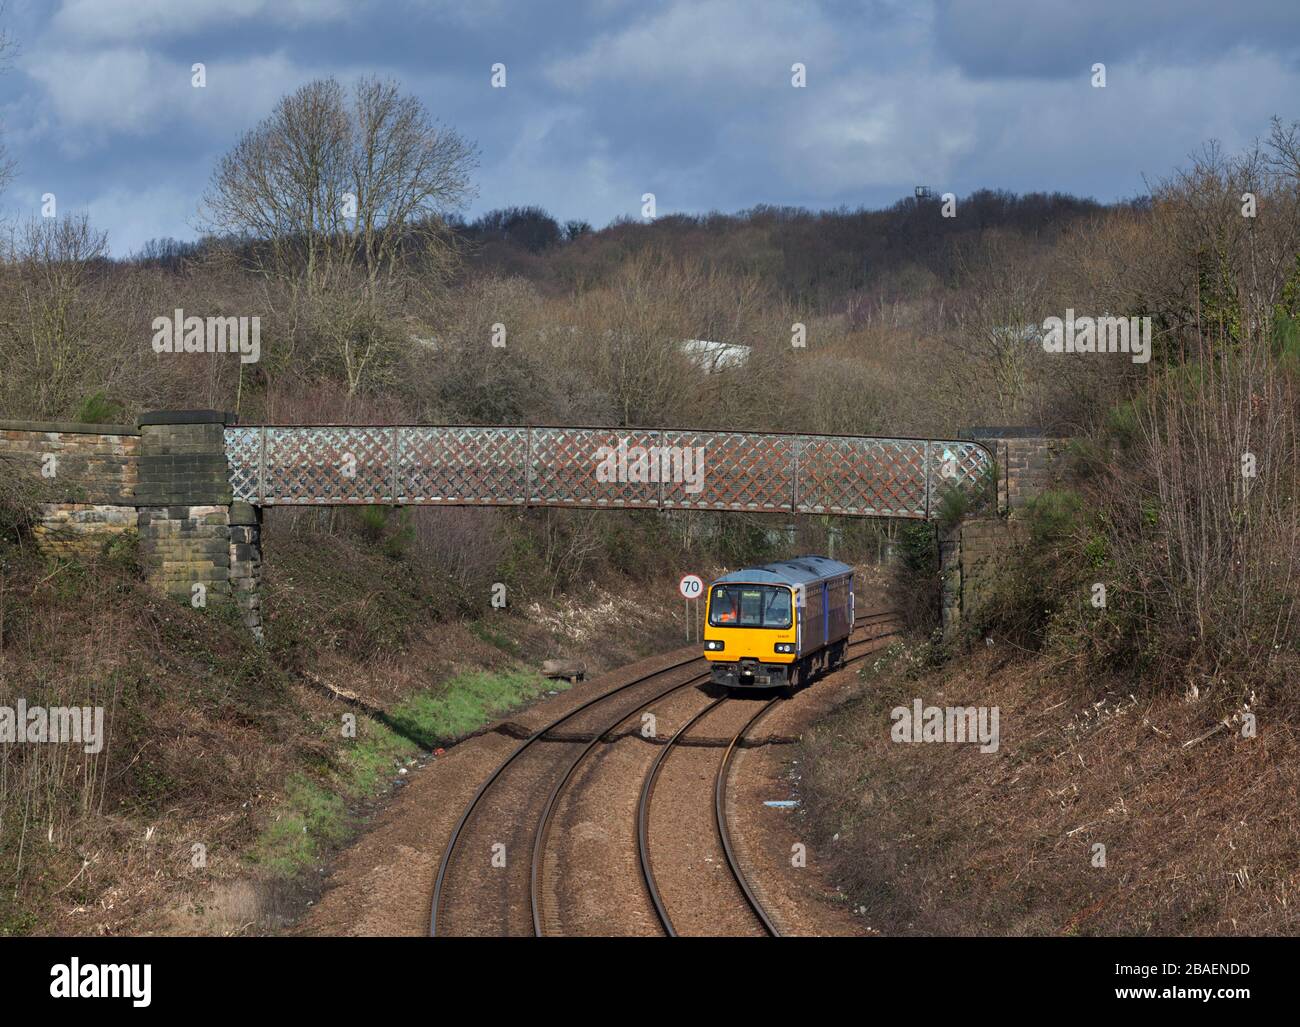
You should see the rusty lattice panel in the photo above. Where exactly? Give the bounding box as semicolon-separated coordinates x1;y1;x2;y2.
927;440;992;516
224;427;992;519
224;427;262;502
262;427;393;504
796;437;928;517
530;428;662;508
660;431;793;511
401;427;527;505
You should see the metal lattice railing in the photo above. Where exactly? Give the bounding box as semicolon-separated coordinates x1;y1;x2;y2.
224;426;993;520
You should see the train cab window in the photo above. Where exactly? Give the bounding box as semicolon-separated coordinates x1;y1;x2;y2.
708;585;793;629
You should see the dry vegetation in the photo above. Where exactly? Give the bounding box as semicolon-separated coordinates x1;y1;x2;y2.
801;123;1300;935
800;644;1300;936
1;64;1298;934
0;526;696;935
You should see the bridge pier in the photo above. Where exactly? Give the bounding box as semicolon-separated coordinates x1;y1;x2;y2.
941;427;1069;642
134;411;263;640
228;500;264;639
938;522;962;640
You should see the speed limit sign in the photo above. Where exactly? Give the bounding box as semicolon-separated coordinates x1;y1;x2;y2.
679;574;704;643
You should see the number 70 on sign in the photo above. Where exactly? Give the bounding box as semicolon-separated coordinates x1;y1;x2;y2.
679;574;703;642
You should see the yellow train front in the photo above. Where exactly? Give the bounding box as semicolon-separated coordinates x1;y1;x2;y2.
702;557;854;693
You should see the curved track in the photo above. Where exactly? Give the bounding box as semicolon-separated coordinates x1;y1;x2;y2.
527;672;707;934
713;696;785;935
430;652;708;935
635;616;898;936
433;609;899;937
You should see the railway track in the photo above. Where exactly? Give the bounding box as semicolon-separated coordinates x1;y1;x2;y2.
431;609;899;937
429;651;709;935
637;617;898;937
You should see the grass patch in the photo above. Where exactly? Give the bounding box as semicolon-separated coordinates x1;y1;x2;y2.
386;668;558;747
250;667;557;878
251;774;352;878
251;719;417;879
339;718;419;795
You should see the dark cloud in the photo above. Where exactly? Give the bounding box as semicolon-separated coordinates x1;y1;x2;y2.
932;0;1300;80
0;0;1296;254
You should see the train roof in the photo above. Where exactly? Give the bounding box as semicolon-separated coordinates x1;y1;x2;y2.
712;556;854;588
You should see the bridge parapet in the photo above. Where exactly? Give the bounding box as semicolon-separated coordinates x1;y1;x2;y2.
0;419;139;557
222;425;993;519
958;426;1070;515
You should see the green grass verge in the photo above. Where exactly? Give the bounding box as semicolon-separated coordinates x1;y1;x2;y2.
386;668;559;747
467;619;522;656
340;718;420;795
252;668;560;877
250;774;352;877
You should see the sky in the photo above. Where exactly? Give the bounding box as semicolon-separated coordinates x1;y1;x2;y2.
0;0;1298;255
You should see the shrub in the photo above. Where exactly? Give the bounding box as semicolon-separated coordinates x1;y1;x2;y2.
73;391;126;424
891;521;939;633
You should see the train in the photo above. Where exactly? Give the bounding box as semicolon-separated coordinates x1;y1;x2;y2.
702;556;854;694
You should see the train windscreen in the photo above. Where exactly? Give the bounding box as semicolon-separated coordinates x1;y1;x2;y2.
708;585;793;628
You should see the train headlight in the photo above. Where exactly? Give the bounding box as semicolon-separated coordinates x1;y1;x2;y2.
774;642;795;654
705;640;724;651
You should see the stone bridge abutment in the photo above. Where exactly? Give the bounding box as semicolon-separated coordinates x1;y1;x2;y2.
1;410;264;639
938;427;1070;641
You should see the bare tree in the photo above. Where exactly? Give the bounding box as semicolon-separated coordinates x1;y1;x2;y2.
199;77;477;396
350;77;478;290
0;215;142;418
199;76;478;297
947;231;1054;421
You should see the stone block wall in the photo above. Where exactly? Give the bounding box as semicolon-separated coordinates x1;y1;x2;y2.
228;501;264;641
958;515;1028;621
31;504;138;557
134;416;230;508
960;426;1068;514
943;427;1068;640
938;522;961;633
0;420;140;504
134;411;261;636
0;420;140;555
137;504;232;602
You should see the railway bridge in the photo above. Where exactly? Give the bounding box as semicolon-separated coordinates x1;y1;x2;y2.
0;410;1062;639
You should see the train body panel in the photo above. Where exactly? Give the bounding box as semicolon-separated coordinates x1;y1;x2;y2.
703;556;854;691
